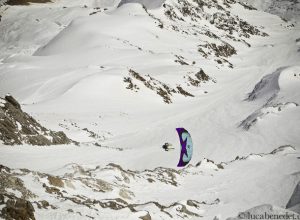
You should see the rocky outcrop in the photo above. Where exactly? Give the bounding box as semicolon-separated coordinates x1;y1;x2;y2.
0;94;73;145
286;181;300;214
0;165;36;219
241;0;300;22
186;69;213;87
162;0;267;38
2;150;292;220
124;69;194;103
0;163;213;219
0;197;35;220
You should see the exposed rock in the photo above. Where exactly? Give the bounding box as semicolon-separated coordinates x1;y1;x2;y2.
198;42;236;59
241;0;300;22
126;69;195;103
162;0;267;38
39;200;50;209
124;77;139;92
139;212;151;220
286;181;300;214
176;86;194;97
82;128;101;139
177;204;200;217
4;95;21;109
238;2;256;11
0;163;213;218
187;200;199;208
187;69;212;87
174;55;189;65
0;165;35;199
0;95;73;146
1;197;35;220
42;183;62;196
47;176;64;188
147;178;155;183
195;69;210;81
270;145;296;155
0;165;36;219
195;158;224;170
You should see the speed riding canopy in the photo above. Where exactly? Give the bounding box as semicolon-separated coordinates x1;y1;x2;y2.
176;128;193;167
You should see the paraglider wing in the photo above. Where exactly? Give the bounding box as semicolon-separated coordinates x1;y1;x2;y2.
176;128;193;167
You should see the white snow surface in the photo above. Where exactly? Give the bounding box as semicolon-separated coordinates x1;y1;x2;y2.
118;0;166;9
241;0;300;21
0;0;300;219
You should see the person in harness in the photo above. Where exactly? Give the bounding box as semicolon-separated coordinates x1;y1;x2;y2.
162;142;174;151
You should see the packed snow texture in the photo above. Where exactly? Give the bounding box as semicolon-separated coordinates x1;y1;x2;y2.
0;0;299;219
241;0;300;21
118;0;166;9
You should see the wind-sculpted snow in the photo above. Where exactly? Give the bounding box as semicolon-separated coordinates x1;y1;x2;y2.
240;66;300;130
0;145;298;219
0;0;271;107
240;102;298;130
0;0;300;219
0;0;269;105
246;67;283;102
241;0;300;22
118;0;165;9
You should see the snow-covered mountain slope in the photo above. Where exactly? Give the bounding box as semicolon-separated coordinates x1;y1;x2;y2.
0;94;73;145
118;0;165;9
241;0;300;22
0;145;299;219
0;0;300;219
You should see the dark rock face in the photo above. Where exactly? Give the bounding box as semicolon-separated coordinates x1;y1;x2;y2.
124;69;195;104
0;165;34;199
187;69;212;87
0;165;36;220
286;181;300;213
47;176;64;188
162;0;267;37
1;197;35;220
198;42;236;59
0;95;73;146
139;212;151;220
